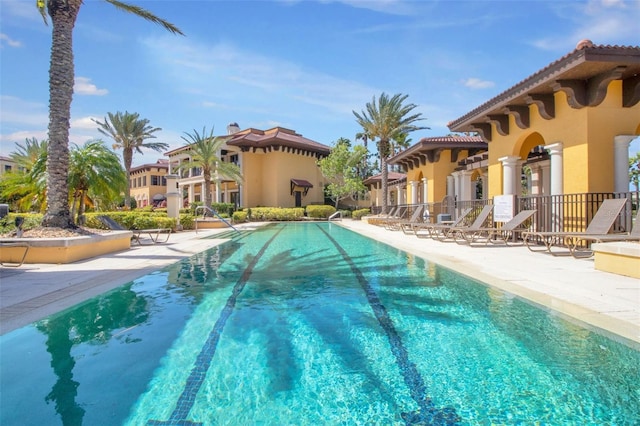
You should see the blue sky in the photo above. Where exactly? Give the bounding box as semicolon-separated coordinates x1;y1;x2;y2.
1;0;639;167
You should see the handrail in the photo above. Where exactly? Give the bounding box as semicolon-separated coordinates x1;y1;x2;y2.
195;206;238;232
328;211;342;221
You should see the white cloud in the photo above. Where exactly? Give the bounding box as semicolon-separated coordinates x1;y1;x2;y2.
0;33;22;48
322;0;419;16
143;37;379;117
74;77;108;96
531;0;640;51
71;116;100;130
463;78;495;90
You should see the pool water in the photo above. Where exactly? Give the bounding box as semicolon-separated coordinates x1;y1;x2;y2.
1;222;638;425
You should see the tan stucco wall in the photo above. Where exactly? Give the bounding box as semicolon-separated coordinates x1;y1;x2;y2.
240;150;325;208
0;232;132;264
486;80;640;198
592;241;640;279
406;150;473;203
130;166;168;207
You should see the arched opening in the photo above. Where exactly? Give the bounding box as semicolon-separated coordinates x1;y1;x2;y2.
517;132;550;196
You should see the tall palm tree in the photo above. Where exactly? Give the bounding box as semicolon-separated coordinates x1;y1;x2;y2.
353;93;427;214
68;140;126;223
179;127;243;209
37;0;183;228
93;111;169;209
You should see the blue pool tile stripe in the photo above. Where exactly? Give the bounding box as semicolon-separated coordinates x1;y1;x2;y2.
317;224;461;425
148;226;284;426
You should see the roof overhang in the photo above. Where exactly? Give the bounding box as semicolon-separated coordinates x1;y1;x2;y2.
448;42;640;141
291;178;313;196
389;136;487;170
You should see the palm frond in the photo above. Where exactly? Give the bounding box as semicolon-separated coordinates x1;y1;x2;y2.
105;0;184;35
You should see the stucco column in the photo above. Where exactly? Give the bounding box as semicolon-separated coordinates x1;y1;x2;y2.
459;170;474;201
544;142;563;195
498;156;520;195
188;183;195;204
614;135;636;193
446;175;455;196
410;180;418;204
165;175;181;228
451;171;461;200
529;164;541;195
540;162;551;195
482;174;488;200
395;185;401;206
421;178;428;204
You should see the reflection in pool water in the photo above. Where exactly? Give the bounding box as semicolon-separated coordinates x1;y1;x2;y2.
0;223;638;425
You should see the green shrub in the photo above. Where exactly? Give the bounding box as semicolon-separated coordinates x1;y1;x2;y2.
249;207;305;221
232;210;248;223
0;213;43;234
306;205;336;219
179;213;195;230
85;211;177;231
132;215;176;230
352;208;371;220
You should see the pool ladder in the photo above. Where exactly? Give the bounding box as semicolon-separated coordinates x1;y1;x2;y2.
328;211;342;221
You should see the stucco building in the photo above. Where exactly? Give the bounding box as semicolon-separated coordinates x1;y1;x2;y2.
129;159;169;208
165;124;330;208
447;40;639;199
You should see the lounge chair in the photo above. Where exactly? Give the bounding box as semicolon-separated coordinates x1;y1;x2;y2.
409;207;473;239
367;206;398;226
562;209;639;258
452;209;537;245
373;206;407;227
425;204;494;241
522;198;627;256
98;215;172;245
385;205;425;231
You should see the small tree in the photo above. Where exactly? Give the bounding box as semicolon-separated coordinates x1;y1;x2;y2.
0;138;48;212
317;138;367;208
68;140;126;223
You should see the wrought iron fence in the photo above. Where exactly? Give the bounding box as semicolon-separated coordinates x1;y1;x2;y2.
374;190;638;246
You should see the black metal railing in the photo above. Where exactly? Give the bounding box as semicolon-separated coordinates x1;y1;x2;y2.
372;190;638;247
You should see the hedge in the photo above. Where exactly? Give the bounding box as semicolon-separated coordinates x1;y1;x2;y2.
249;207;305;221
352;208;371;220
306;205;336;219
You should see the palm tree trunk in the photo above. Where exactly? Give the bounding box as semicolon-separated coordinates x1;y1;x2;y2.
203;173;211;209
42;0;81;229
123;149;133;209
381;156;389;214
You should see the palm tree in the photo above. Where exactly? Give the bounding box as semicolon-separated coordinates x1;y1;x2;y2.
353;93;427;214
93;111;169;209
179;127;243;209
36;0;182;228
68;140;126;223
0;138;48;212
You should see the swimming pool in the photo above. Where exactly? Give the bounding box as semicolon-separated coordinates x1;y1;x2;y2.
1;222;638;425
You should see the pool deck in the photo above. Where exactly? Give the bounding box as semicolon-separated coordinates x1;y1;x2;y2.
1;221;638;347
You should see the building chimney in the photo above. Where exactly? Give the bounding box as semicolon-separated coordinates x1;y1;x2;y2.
227;122;240;135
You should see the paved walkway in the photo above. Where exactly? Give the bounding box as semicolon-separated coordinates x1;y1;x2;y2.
1;221;638;346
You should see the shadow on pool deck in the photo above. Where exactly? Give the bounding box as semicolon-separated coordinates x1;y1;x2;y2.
1;221;638;346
